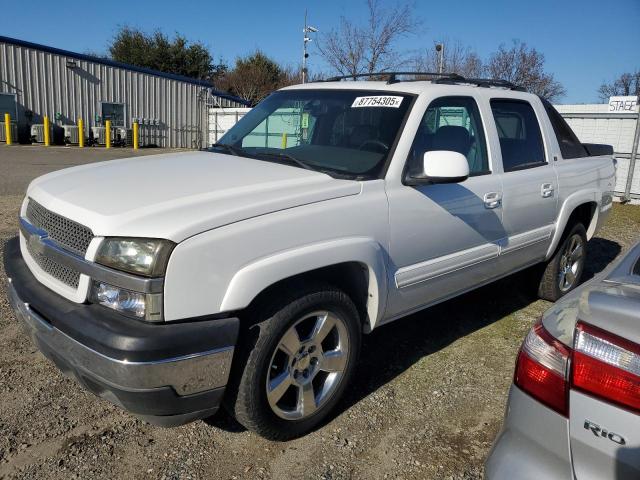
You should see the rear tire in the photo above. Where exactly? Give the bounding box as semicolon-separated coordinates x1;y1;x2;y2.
225;282;361;440
537;223;587;301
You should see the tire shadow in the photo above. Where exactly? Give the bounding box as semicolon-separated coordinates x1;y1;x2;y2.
582;237;621;281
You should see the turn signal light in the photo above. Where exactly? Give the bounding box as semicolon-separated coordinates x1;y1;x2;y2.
514;322;570;416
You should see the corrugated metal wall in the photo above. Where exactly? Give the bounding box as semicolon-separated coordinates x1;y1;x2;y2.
555;104;640;198
0;39;246;148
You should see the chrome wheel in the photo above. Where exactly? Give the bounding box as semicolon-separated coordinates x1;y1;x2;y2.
558;234;584;292
266;310;350;420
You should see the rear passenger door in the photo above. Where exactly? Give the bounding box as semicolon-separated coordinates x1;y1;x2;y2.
490;98;558;270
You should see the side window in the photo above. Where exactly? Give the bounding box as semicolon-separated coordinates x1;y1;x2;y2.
408;96;489;176
490;99;546;172
541;99;589;159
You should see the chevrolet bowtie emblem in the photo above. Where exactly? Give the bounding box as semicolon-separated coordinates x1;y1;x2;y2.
27;230;47;256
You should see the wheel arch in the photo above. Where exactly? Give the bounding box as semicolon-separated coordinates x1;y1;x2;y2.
219;238;388;332
546;192;599;259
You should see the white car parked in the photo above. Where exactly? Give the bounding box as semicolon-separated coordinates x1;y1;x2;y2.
5;73;616;439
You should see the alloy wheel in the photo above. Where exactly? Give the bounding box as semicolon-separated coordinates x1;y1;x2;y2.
558;234;584;292
266;310;350;420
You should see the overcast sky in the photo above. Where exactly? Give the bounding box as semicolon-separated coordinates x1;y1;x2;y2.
4;0;639;103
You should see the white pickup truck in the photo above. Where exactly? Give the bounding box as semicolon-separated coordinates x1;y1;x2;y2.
4;74;616;440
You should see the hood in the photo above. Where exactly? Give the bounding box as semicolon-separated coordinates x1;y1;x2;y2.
26;151;361;241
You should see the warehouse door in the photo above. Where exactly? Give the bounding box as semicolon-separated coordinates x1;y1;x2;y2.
0;93;18;120
102;102;125;126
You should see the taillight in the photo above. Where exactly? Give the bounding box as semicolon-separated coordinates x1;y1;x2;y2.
514;322;571;416
572;321;640;414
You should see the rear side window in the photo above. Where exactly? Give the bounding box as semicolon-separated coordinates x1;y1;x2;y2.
490;99;546;172
541;99;589;159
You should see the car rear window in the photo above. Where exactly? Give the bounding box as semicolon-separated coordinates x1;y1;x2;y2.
634;258;640;276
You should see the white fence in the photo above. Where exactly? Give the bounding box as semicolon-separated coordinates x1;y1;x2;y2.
208;108;251;145
209;104;640;199
554;104;640;199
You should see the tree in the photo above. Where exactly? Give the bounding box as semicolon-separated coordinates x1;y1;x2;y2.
485;41;565;101
108;26;225;80
414;41;483;78
217;51;288;105
597;71;640;101
316;0;420;77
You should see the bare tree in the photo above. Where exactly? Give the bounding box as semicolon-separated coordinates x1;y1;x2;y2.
486;40;565;101
597;71;640;101
316;0;420;77
414;41;483;77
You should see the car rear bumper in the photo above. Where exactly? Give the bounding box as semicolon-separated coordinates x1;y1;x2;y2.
485;385;574;480
4;236;239;426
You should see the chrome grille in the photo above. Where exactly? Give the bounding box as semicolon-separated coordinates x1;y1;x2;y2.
26;199;94;255
24;199;94;288
25;240;80;288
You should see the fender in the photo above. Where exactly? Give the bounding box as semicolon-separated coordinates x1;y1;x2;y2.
219;237;388;331
546;189;599;259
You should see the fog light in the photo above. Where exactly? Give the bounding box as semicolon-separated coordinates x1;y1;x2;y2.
90;281;162;322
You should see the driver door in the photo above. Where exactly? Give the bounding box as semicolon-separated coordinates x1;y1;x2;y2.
385;95;505;319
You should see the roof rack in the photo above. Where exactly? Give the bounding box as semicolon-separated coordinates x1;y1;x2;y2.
321;71;525;91
323;72;465;84
434;76;525;91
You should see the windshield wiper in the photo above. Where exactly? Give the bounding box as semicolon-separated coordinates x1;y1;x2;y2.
255;151;316;172
210;143;244;157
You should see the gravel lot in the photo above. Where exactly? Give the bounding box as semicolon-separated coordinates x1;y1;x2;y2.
1;145;639;479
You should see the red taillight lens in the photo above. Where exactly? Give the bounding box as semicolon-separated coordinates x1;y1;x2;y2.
571;322;640;414
515;323;571;416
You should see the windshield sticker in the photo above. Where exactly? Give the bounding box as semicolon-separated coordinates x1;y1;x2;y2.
351;96;403;108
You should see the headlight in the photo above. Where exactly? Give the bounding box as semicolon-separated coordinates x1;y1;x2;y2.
95;238;175;277
90;281;163;322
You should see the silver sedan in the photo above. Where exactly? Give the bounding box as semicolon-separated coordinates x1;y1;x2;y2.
486;240;640;480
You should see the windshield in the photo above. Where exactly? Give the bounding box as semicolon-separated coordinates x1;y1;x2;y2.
213;89;414;179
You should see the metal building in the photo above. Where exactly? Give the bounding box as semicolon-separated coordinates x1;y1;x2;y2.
0;35;250;148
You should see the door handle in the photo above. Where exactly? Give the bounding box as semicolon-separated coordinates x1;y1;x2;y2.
541;183;554;198
483;192;502;209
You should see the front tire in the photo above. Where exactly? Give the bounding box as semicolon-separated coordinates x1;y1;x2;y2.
226;283;361;440
537;223;587;301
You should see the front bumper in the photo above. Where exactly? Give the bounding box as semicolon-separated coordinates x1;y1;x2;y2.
4;237;239;426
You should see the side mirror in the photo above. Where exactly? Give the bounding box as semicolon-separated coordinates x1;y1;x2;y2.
411;150;470;184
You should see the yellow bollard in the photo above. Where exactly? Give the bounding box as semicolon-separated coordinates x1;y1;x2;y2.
78;118;84;147
44;116;51;146
4;113;11;145
133;121;139;150
281;132;287;149
105;120;111;148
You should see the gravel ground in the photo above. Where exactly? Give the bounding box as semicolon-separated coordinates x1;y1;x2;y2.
0;145;639;479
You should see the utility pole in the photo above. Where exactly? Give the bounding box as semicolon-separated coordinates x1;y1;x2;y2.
624;101;640;202
435;43;445;74
302;10;318;83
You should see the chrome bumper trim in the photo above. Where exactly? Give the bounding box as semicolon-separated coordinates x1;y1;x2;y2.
7;278;233;395
19;216;164;294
